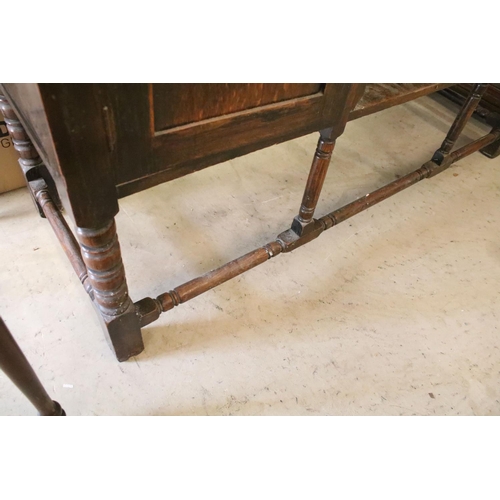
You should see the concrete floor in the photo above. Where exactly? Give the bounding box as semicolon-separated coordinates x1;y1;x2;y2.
1;94;499;416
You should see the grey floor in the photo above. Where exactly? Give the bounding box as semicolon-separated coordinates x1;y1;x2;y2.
1;94;499;416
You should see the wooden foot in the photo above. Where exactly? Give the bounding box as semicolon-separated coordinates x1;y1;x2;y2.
76;220;144;361
0;317;65;416
480;134;500;158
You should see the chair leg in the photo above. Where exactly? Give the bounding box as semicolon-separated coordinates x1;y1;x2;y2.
76;219;144;361
0;317;65;416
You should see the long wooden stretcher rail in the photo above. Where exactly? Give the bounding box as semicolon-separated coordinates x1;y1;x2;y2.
26;85;500;339
3;82;500;361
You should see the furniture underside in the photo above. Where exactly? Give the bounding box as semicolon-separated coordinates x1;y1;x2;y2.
1;83;455;201
440;84;500;124
32;123;500;336
119;84;455;196
115;83;456;197
350;83;453;120
2;83;499;361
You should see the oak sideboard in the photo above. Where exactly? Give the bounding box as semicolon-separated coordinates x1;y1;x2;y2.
1;83;499;361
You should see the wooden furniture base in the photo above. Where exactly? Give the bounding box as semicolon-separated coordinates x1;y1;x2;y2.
1;83;498;361
440;84;500;159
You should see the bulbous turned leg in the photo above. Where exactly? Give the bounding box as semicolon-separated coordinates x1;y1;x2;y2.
76;219;144;361
0;93;61;215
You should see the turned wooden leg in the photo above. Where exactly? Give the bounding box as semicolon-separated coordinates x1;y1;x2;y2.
0;317;65;416
432;83;489;164
291;128;336;236
0;94;61;215
76;220;144;361
290;84;365;237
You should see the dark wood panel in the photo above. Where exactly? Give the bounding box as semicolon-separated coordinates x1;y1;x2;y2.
2;84;364;208
152;83;323;130
116;84;360;197
350;83;453;120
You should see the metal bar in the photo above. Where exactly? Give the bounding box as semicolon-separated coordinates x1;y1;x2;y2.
0;317;65;416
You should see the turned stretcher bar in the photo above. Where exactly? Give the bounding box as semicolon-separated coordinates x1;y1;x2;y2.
28;122;500;329
4;82;500;361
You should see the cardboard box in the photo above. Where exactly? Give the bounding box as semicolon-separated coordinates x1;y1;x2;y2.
0;119;25;193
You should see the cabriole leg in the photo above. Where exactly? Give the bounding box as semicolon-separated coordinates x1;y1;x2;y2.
0;317;65;416
76;220;144;361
